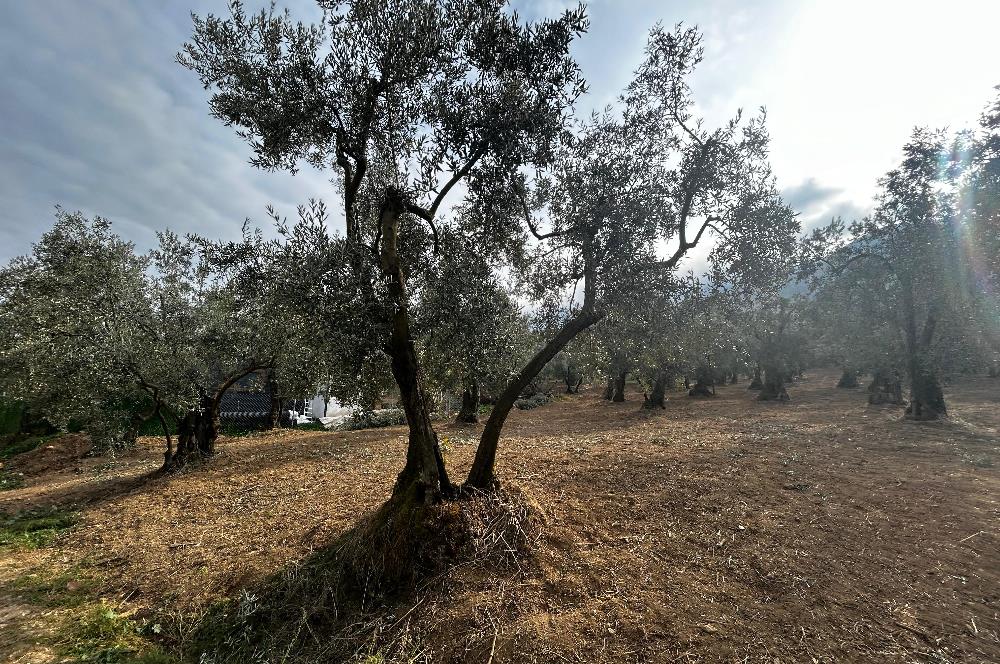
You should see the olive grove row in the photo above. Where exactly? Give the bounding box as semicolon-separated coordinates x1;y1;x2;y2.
1;1;997;505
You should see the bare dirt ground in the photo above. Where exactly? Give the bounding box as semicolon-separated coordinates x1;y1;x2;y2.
2;370;998;663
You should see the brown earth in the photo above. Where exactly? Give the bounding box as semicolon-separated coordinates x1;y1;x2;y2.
3;433;92;477
1;370;998;662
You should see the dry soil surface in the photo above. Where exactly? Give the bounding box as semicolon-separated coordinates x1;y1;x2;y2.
2;371;998;663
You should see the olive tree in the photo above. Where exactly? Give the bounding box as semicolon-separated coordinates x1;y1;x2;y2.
465;25;798;488
182;10;796;496
181;0;589;503
634;278;708;408
804;127;989;419
414;230;528;424
0;212;161;450
0;211;326;470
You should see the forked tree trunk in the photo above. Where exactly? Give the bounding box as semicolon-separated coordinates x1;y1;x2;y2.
379;190;452;502
466;309;600;491
837;369;859;388
758;366;789;402
643;370;668;409
612;370;627;402
455;380;480;424
164;393;219;471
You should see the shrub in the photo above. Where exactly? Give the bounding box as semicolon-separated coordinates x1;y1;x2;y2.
339;409;407;431
0;434;46;459
62;601;178;664
294;421;328;432
0;471;24;491
514;393;551;410
0;399;24;435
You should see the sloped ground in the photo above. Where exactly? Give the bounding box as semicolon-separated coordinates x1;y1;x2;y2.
1;371;998;662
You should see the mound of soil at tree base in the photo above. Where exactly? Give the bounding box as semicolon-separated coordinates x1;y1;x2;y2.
188;485;544;662
5;433;92;477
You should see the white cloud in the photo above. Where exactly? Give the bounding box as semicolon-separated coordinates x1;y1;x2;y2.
1;0;998;262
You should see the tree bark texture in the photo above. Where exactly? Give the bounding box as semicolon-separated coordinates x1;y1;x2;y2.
643;370;668;409
379;189;453;502
612;370;627;402
455;380;480;424
466;309;599;490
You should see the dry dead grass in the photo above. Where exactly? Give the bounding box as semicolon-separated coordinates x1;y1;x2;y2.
1;370;998;662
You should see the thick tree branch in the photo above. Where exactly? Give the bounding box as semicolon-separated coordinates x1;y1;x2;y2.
407;142;489;223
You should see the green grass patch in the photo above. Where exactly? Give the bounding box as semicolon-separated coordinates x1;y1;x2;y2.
294;421;328;431
217;423;263;437
0;434;48;459
61;602;179;664
8;565;100;608
0;507;79;549
0;469;25;491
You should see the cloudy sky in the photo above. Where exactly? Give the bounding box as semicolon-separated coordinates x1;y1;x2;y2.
2;0;998;263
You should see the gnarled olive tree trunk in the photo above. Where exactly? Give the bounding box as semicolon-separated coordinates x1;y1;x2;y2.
162;365;268;472
455;380;480;424
747;364;763;390
688;364;716;397
757;365;789;401
867;368;905;405
643;369;668;409
906;367;946;420
164;394;218;471
901;283;946;420
466;309;600;491
611;369;627;402
379;191;453;502
836;369;859;388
